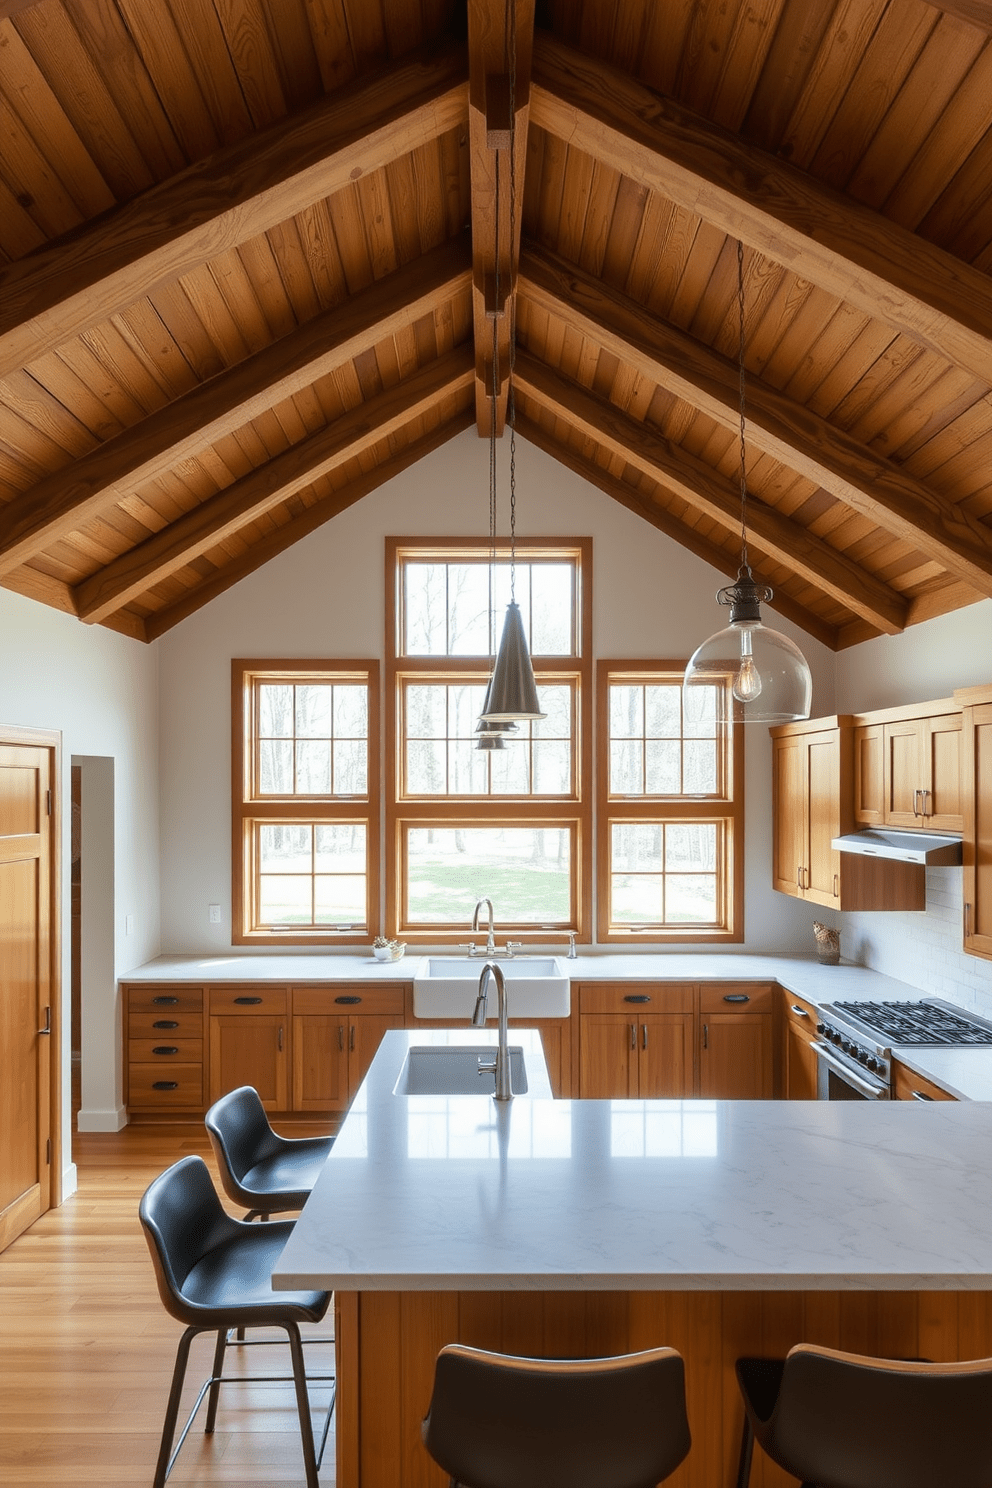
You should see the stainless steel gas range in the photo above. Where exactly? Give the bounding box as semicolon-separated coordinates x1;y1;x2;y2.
813;997;992;1100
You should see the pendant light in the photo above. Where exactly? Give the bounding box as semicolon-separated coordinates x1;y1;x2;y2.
684;242;812;724
477;0;545;732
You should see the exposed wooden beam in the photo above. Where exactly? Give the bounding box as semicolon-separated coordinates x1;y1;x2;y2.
929;2;992;34
0;566;146;641
521;242;992;598
0;41;468;378
0;0;45;17
74;347;474;622
143;412;474;641
530;35;992;389
0;236;472;579
467;0;536;436
516;411;841;650
513;350;908;635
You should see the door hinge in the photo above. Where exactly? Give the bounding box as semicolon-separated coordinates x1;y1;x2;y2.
46;789;52;815
46;1138;51;1165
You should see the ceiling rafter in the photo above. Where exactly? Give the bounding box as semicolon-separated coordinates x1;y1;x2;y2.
517;411;840;650
74;346;475;623
521;241;992;599
513;349;907;635
530;34;992;389
0;235;472;580
142;411;474;641
0;39;469;378
0;565;146;642
466;0;535;435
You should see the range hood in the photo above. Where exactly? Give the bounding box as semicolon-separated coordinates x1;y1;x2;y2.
831;828;962;866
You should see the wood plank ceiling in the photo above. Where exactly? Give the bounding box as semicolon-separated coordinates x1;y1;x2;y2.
0;0;991;647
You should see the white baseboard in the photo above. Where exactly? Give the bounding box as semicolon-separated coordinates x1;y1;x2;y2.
61;1163;78;1200
75;1105;128;1132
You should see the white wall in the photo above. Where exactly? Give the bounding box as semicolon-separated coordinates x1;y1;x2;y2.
835;599;992;1013
158;429;836;956
0;589;160;1153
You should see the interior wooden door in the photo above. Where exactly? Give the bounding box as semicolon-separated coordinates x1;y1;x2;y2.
0;743;54;1252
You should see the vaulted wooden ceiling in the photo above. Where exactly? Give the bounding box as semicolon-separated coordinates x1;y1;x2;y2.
1;0;991;648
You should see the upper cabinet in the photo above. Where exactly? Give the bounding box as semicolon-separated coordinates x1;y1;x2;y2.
959;686;992;962
854;702;962;832
771;719;852;909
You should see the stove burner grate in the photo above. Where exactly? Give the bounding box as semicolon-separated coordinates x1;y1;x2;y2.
834;1000;992;1046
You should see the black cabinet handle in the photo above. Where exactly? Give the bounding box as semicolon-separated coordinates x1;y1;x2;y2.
152;996;179;1005
723;994;750;1004
152;1019;179;1029
702;1023;708;1050
335;995;361;1005
233;995;263;1005
152;1081;179;1090
623;994;651;1004
152;1046;179;1056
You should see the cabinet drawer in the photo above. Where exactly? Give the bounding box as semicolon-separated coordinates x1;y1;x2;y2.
578;983;694;1015
129;1010;203;1039
128;1037;203;1062
208;986;288;1014
128;1063;203;1107
127;986;203;1014
699;983;774;1015
893;1061;956;1102
292;985;406;1017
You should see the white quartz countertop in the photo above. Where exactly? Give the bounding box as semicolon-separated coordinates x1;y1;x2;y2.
273;1028;992;1294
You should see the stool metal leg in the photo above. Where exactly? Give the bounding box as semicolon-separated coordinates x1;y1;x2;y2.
736;1414;754;1488
153;1325;197;1488
204;1328;228;1433
285;1320;321;1488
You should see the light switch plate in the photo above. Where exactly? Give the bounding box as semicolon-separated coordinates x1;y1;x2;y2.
208;903;222;924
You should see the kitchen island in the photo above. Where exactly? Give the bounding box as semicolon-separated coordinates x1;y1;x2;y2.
275;1030;992;1488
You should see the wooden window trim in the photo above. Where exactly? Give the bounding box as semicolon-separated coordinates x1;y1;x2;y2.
386;538;592;944
232;658;380;946
596;660;744;944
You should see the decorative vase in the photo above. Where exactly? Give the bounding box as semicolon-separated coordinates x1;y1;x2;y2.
812;921;840;965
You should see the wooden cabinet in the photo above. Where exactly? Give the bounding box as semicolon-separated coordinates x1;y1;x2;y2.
772;720;852;908
578;985;694;1098
892;1061;955;1102
292;987;405;1112
208;987;288;1110
124;985;204;1114
961;687;992;961
698;983;774;1099
781;991;818;1101
854;705;962;831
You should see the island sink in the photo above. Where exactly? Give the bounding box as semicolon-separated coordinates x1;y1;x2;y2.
392;1044;529;1096
412;956;570;1018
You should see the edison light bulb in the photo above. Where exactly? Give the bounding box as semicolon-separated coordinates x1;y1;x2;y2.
733;629;763;703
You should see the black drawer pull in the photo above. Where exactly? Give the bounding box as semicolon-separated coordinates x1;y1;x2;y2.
335;995;361;1004
233;996;263;1005
152;1019;179;1029
723;994;750;1003
152;1081;179;1090
152;996;179;1005
152;1046;179;1056
623;994;651;1004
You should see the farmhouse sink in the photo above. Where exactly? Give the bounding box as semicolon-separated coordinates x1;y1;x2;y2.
412;956;570;1019
393;1045;529;1096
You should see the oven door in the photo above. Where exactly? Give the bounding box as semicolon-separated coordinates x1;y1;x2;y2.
812;1041;889;1101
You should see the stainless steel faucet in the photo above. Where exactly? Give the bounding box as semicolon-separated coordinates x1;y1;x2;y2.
472;897;496;957
472;961;512;1101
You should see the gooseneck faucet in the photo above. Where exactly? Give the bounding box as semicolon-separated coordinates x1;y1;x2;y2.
472;897;496;957
472;962;512;1101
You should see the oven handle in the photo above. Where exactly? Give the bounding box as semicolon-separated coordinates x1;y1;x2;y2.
811;1041;889;1100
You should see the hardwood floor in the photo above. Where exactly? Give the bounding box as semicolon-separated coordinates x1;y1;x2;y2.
0;1123;336;1486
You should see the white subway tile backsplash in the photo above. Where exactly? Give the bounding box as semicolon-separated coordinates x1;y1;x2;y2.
842;867;992;1017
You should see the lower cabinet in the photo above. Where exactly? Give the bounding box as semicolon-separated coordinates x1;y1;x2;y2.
698;984;774;1100
782;991;819;1101
292;987;405;1111
208;986;289;1110
892;1061;955;1102
125;985;205;1116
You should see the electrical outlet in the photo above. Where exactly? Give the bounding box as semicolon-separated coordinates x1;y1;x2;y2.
125;914;134;936
208;903;222;924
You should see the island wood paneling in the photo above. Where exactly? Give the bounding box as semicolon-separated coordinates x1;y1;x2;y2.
343;1287;992;1488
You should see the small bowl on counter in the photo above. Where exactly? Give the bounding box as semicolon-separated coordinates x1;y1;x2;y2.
372;940;406;963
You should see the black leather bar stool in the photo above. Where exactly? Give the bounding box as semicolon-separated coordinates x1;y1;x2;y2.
139;1155;335;1488
205;1084;334;1219
736;1343;992;1488
422;1343;691;1488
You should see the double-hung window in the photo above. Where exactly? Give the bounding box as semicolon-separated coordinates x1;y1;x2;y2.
233;660;379;944
597;662;743;942
387;539;592;942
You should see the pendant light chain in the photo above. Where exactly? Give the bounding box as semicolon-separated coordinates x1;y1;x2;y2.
737;238;749;573
507;0;518;604
489;150;501;650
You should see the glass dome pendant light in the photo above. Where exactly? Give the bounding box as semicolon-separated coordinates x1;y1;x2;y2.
683;241;812;725
477;20;545;734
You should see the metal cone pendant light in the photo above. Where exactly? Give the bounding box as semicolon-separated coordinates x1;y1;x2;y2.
684;242;812;725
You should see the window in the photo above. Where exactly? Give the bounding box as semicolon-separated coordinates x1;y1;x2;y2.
387;539;592;942
233;661;379;944
597;663;743;942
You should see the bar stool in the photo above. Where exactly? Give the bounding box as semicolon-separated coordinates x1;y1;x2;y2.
422;1342;691;1488
205;1084;334;1219
735;1343;992;1488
